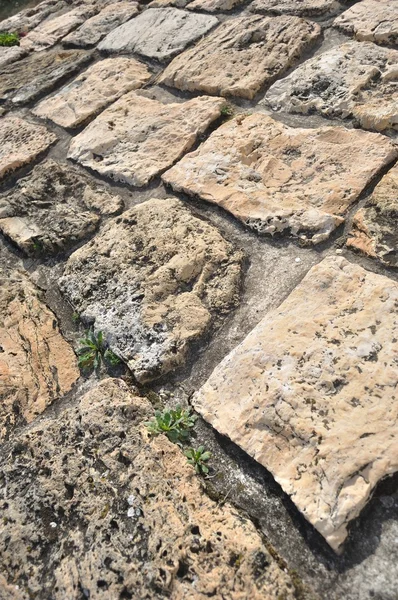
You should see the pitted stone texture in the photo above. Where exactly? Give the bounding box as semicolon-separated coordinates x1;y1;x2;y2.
347;162;398;267
334;0;398;46
0;160;124;256
68;93;225;187
194;256;398;552
160;15;320;99
98;8;218;60
59;198;242;382
0;268;79;442
149;0;245;12
0;117;56;181
0;48;92;105
163;114;397;244
263;41;398;132
33;57;152;129
63;2;139;48
0;47;27;69
21;5;98;51
0;0;67;34
0;378;296;599
250;0;341;16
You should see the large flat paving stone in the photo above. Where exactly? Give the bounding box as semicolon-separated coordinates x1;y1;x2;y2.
334;0;398;47
33;57;152;129
0;268;79;441
59;198;243;382
68;92;225;186
263;41;398;133
98;7;218;60
163;114;397;244
249;0;341;16
193;256;398;552
0;47;27;69
0;378;296;599
149;0;245;12
0;0;67;34
0;160;123;256
0;116;56;181
347;162;398;267
63;1;139;48
0;48;92;106
160;15;320;99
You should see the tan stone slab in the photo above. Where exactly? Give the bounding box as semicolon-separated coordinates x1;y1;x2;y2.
347;162;398;267
163;114;397;244
263;41;398;132
0;0;67;34
0;46;27;69
68;92;225;186
0;116;56;181
250;0;341;16
194;256;398;552
149;0;245;12
59;198;243;382
33;57;152;129
334;0;398;46
63;1;139;48
0;269;79;441
160;15;321;99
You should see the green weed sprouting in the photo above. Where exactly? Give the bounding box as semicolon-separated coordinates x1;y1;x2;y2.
76;329;120;371
0;32;20;47
145;406;196;444
184;446;212;475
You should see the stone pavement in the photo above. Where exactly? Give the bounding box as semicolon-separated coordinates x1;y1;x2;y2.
0;0;397;598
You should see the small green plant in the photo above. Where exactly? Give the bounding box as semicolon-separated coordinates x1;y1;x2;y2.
0;32;20;47
72;312;80;323
184;446;211;475
220;104;233;118
145;405;196;443
76;329;121;371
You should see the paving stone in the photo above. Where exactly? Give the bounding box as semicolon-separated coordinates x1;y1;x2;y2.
98;8;218;61
163;114;397;244
0;116;56;181
149;0;246;12
334;0;398;47
347;162;398;267
0;160;124;256
263;41;398;132
0;378;297;599
0;46;27;69
250;0;341;16
68;92;225;186
193;256;398;552
59;198;243;382
62;1;139;48
33;57;152;129
0;48;92;105
0;267;79;441
0;0;67;34
160;15;321;99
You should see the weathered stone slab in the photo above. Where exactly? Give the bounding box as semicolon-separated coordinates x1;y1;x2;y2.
0;378;296;599
59;198;242;382
68;93;225;186
98;8;218;60
263;41;398;132
334;0;398;46
163;114;397;244
0;0;67;34
63;1;139;48
0;46;27;69
160;15;321;99
0;268;79;441
149;0;245;12
0;48;92;105
0;160;124;256
347;162;398;267
250;0;341;16
33;57;152;129
194;256;398;552
0;117;56;181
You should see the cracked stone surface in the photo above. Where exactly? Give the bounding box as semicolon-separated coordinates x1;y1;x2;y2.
0;378;297;600
263;41;398;132
0;116;57;181
0;46;27;69
98;8;218;60
0;160;124;256
0;267;79;442
193;256;398;552
160;14;321;99
63;1;140;48
59;198;243;382
0;48;92;105
334;0;398;47
347;162;398;267
68;92;225;187
33;57;152;129
149;0;245;12
250;0;341;16
163;114;397;244
0;0;67;34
